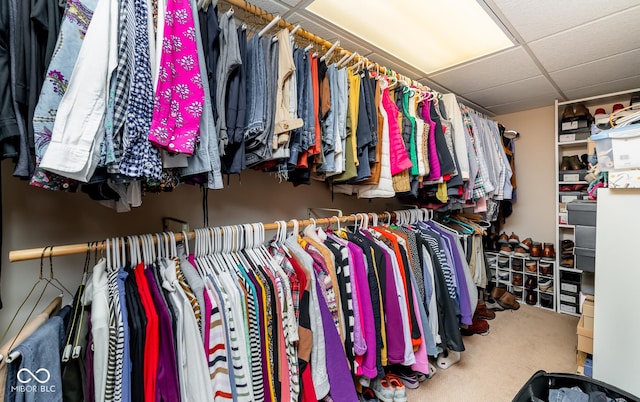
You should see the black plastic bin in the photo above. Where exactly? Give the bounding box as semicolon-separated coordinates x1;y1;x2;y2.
513;370;640;402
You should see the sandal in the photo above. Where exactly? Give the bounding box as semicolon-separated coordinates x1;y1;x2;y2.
385;374;408;402
371;377;395;402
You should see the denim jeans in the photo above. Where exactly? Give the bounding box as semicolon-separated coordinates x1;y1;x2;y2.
5;316;65;402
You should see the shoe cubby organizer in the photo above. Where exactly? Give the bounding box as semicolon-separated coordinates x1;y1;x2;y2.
486;251;556;311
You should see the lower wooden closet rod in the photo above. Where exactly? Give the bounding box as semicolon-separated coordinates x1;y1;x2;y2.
8;211;398;263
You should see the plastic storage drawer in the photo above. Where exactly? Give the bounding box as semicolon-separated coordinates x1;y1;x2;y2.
567;200;597;226
575;247;596;273
575;225;596;249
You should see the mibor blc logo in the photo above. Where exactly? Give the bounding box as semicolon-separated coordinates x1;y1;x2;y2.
11;368;56;393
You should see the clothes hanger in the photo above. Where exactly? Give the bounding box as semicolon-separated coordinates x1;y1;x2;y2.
258;15;281;38
61;242;94;362
320;40;340;62
3;246;64;363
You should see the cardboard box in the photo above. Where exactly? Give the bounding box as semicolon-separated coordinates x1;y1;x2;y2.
582;298;595;329
577;315;594;354
608;169;640;188
583;298;594;317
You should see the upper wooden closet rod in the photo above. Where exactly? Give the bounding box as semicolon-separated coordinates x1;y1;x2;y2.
219;0;423;86
8;210;421;263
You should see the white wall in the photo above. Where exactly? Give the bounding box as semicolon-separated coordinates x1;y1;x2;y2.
0;159;400;335
496;105;556;244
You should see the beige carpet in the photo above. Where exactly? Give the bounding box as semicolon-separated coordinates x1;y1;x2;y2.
406;305;579;402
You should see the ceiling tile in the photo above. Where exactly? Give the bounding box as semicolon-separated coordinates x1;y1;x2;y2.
278;0;304;6
564;75;640;101
550;49;640;91
240;0;290;16
364;53;426;79
285;10;378;58
528;5;640;72
417;78;451;94
463;76;559;107
430;47;539;95
488;95;555;116
491;0;640;42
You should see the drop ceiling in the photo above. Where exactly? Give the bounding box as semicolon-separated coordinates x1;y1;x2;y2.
224;0;640;116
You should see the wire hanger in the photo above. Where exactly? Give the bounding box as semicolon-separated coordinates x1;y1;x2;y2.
2;246;64;363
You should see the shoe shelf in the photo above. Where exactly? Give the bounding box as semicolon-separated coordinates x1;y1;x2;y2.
486;251;556;311
558;139;590;147
554;87;640;315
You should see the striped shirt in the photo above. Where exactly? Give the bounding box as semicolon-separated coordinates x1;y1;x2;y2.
203;277;234;401
210;271;254;402
106;265;124;401
233;261;266;402
176;265;201;329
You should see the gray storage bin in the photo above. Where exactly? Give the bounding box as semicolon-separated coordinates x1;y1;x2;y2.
567;200;597;226
559;169;588;182
575;225;596;249
559;191;584;203
575;247;595;272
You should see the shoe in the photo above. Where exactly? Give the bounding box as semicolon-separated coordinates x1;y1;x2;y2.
530;243;542;259
540;294;554;308
499;244;513;256
561;239;575;251
569;155;585;170
512;273;523;286
560;257;574;267
594;108;611;130
475;302;496;320
359;387;378;402
526;290;538;305
512;259;524;272
525;276;537;289
485;297;504;311
384;374;408;402
461;317;490;336
539;278;553;292
512;286;524;299
520;238;533;251
371;377;396;402
497;232;509;244
539;262;553;276
497;291;521;310
561;105;575;121
498;256;510;268
560;155;572;171
573;103;592;122
513;245;529;258
525;261;537;273
561;251;574;259
508;232;520;244
392;370;419;390
498;271;509;281
581;153;589;167
542;243;556;261
491;286;507;299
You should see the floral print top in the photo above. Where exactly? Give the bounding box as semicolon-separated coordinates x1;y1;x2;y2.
147;0;204;155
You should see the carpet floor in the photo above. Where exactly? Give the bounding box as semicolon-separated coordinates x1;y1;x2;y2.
406;305;579;401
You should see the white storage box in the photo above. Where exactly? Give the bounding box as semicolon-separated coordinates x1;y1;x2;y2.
591;125;640;171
